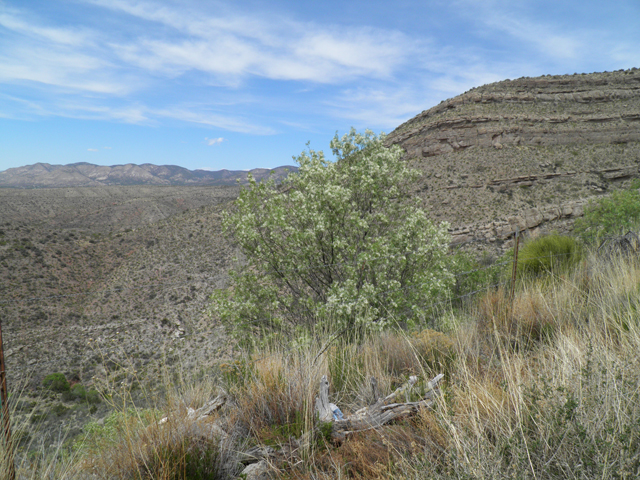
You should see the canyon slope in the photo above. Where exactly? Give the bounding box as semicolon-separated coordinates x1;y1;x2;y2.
387;68;640;245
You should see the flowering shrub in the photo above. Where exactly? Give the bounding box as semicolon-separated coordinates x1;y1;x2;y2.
212;129;452;338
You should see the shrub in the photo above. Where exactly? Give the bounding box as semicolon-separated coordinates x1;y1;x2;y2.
85;388;102;405
574;182;640;242
517;234;582;277
212;128;453;338
42;373;70;393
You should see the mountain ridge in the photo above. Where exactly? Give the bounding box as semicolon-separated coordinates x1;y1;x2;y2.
0;162;297;188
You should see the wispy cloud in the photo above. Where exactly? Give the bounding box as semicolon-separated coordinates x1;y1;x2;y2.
0;11;90;45
1;0;638;141
205;137;224;146
83;0;414;83
87;148;98;151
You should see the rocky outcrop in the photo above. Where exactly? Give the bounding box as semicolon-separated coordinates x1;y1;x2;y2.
449;199;588;245
389;69;640;159
386;69;640;240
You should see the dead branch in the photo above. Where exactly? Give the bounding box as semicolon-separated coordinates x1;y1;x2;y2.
317;373;444;440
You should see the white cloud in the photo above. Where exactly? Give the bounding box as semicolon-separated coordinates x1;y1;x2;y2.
2;0;637;140
87;148;98;151
153;107;274;134
0;11;90;46
205;137;224;146
103;146;112;149
83;0;414;84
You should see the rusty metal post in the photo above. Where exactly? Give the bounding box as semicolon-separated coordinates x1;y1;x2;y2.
0;316;16;480
509;227;520;304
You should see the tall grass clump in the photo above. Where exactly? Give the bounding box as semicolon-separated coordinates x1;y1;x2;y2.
72;360;242;480
517;234;582;277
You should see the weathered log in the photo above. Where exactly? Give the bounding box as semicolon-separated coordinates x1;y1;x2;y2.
317;373;444;440
370;377;380;405
190;394;227;420
315;375;333;422
159;393;227;425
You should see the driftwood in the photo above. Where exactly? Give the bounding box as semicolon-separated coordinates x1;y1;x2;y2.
598;231;640;259
158;393;227;426
316;373;444;440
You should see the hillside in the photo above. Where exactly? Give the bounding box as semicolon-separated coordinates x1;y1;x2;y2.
0;162;296;188
3;68;640;454
1;187;242;444
387;68;640;245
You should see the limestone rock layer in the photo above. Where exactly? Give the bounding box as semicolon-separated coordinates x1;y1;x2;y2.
386;69;640;243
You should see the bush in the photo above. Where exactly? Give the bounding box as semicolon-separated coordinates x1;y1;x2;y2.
574;182;640;242
212;128;453;338
42;373;70;393
517;234;582;277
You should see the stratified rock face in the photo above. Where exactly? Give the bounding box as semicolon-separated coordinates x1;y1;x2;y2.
386;69;640;244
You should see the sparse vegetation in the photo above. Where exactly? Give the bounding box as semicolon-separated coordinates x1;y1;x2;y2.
575;180;640;242
5;239;640;479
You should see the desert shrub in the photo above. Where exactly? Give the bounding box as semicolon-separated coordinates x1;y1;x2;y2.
212;128;453;340
42;373;70;393
85;389;102;405
517;234;582;277
60;383;101;404
574;182;640;242
62;383;86;402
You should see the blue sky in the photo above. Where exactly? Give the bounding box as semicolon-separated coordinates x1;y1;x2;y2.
1;0;639;172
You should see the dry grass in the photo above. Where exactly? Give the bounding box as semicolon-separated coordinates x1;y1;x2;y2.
4;251;640;479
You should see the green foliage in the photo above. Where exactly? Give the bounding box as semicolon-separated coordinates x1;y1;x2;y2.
52;403;70;417
212;129;452;338
42;373;70;393
450;251;503;302
517;234;582;276
61;384;102;404
574;182;640;242
85;388;102;405
318;421;334;443
75;408;161;452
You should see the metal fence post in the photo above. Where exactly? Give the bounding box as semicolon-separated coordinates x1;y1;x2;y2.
509;226;520;304
0;316;16;480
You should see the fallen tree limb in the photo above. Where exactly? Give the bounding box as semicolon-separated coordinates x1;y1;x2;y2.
316;373;444;440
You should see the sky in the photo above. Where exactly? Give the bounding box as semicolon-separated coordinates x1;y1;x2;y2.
1;0;639;172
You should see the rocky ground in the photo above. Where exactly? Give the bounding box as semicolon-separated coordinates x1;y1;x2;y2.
0;185;243;450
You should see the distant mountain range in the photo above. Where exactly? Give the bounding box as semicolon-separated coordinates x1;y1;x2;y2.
0;162;297;188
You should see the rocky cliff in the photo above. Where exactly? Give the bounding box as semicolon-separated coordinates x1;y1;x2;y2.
386;69;640;246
